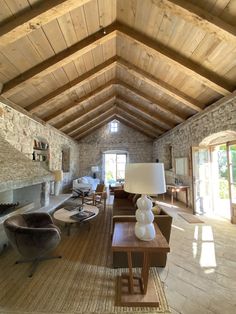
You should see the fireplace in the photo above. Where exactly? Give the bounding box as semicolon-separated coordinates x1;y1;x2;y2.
0;136;53;252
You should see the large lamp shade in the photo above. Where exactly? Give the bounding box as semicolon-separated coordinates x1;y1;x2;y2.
124;163;166;195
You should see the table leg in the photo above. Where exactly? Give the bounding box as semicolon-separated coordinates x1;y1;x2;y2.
171;189;174;204
141;252;150;294
186;188;189;207
127;251;134;294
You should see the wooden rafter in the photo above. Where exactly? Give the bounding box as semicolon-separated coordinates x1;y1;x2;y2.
72;107;116;139
1;23;117;97
116;107;160;137
66;101;115;136
116;99;165;133
117;58;202;112
76;116;115;141
26;57;117;113
116;114;155;139
116;79;185;123
45;81;115;124
116;95;171;130
57;94;116;130
162;0;236;43
3;20;234;100
116;23;233;95
116;102;163;134
0;0;92;48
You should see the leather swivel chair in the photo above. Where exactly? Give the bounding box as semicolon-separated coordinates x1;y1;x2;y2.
4;212;61;277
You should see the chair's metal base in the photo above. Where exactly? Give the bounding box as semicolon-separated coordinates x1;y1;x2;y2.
15;255;62;278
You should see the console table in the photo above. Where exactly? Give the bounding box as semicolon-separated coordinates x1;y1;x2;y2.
112;222;170;306
166;184;190;207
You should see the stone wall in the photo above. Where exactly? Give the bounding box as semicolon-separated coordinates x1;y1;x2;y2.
78;121;153;181
153;94;236;209
0;101;80;191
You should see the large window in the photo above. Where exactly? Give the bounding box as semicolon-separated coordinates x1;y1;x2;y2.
104;153;127;184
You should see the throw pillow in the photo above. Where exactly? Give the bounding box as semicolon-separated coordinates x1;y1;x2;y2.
81;177;89;184
152;205;161;215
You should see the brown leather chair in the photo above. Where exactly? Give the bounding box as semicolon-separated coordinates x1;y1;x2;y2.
4;212;61;277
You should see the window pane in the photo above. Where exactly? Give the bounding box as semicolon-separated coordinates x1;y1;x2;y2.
117;154;126;162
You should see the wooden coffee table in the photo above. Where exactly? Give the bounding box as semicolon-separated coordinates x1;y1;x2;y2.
112;222;170;307
53;204;99;235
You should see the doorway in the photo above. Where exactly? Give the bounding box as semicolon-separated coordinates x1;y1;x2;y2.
211;144;230;219
104;152;127;185
192;134;236;222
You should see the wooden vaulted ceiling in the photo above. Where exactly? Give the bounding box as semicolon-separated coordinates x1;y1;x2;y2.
0;0;235;140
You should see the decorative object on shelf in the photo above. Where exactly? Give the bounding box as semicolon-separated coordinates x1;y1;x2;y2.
124;163;166;241
32;138;49;169
53;170;63;196
91;166;99;178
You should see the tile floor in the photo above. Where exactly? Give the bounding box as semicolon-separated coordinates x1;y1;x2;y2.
156;199;236;314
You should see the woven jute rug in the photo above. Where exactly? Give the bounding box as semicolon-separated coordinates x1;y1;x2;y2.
0;204;170;314
178;212;204;223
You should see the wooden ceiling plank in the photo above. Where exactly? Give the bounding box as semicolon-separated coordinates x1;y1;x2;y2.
72;107;116;137
116;23;233;95
76;116;115;141
160;0;236;43
116;107;160;137
69;105;115;138
45;80;115;124
116;114;155;139
116;98;166;133
116;88;175;129
1;23;117;97
116;79;185;123
0;0;93;47
25;56;117;112
67;100;115;136
57;93;116;130
117;58;202;112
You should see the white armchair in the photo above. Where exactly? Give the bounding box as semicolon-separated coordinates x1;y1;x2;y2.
72;176;100;196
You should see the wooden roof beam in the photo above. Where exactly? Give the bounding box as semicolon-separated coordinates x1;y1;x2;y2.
0;0;93;48
45;80;115;124
116;99;165;133
117;92;173;131
160;0;236;43
117;58;202;112
73;108;116;139
66;101;115;137
1;23;117;97
116;94;171;130
116;79;185;124
115;114;156;139
116;107;160;138
116;23;233;95
57;94;116;131
76;116;115;141
26;57;117;113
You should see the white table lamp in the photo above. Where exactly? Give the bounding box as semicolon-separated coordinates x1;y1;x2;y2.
91;166;99;178
124;163;166;241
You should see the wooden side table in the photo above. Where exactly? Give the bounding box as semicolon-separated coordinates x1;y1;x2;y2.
166;184;190;207
112;222;170;307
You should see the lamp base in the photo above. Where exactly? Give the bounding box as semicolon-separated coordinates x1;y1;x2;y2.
135;194;156;241
135;222;155;241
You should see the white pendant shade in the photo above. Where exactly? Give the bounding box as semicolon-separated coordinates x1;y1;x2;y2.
124;163;166;195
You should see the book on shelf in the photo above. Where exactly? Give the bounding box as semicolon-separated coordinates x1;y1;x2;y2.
70;210;95;222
